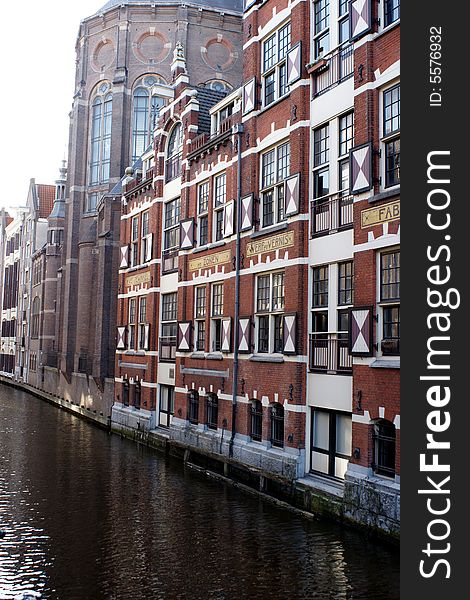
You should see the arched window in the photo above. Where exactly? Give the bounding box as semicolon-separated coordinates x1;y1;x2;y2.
207;393;218;430
373;420;396;477
188;390;199;424
270;403;284;448
165;123;183;182
31;298;40;339
131;79;165;162
89;86;113;186
251;400;263;442
204;79;233;93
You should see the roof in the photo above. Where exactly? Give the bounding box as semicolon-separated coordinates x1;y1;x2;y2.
96;0;243;15
36;185;56;219
196;87;228;134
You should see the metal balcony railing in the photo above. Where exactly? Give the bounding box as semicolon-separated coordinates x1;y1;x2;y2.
311;193;353;237
309;333;352;374
312;43;354;97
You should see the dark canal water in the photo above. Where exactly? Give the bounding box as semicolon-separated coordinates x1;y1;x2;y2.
0;385;400;600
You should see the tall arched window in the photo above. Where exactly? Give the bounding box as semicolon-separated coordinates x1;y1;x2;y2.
31;298;40;339
373;420;396;477
132;79;165;163
165;123;183;182
89;87;113;186
270;403;285;448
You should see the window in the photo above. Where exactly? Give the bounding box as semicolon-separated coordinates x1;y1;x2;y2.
211;283;224;352
122;379;129;407
313;124;329;199
260;142;290;227
380;251;400;301
311;409;352;479
195;287;206;352
384;0;400;27
166;123;183;182
138;297;147;350
131;216;139;267
214;102;234;134
197;182;209;246
251;400;263;442
86;193;99;214
128;298;136;350
338;261;354;305
134;381;141;410
338;0;350;43
313;0;330;58
33;260;42;286
132;83;165;163
163;197;181;252
141;211;151;263
188;390;199;424
159;385;174;428
262;22;291;107
89;91;112;186
31;297;40;339
160;293;177;361
338;112;354;194
213;174;226;242
270;403;284;448
256;272;285;354
373;420;396;477
206;393;218;430
312;266;328;307
383;84;400;187
380;250;400;355
30;353;37;372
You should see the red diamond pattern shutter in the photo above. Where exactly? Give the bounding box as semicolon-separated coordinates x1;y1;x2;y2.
117;326;127;350
221;318;231;352
238;317;251;353
240;194;254;231
285;173;300;216
224;200;234;238
350;143;373;194
177;321;192;352
120;246;129;269
350;0;372;41
287;42;302;86
243;78;256;114
283;313;296;354
180;219;194;250
349;307;373;356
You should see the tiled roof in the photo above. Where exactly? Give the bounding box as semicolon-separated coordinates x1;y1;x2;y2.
36;185;56;219
96;0;243;15
196;87;228;134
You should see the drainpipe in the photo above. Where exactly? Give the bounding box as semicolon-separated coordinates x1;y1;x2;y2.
229;122;244;458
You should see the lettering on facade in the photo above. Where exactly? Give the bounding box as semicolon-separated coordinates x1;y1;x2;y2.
361;200;400;228
126;271;151;287
246;231;295;257
189;250;232;272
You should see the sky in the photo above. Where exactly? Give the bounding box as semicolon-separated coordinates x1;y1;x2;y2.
0;0;104;209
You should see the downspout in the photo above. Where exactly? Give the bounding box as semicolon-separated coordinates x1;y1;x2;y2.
229;122;244;458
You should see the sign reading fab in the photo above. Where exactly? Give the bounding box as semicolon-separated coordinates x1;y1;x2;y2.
246;231;295;257
361;200;400;228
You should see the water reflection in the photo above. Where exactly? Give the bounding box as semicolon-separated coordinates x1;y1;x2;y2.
0;386;400;599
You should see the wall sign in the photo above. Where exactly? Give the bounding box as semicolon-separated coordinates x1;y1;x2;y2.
361;200;400;228
189;250;232;272
246;231;294;257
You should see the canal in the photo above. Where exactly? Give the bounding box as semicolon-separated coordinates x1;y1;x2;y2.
0;385;400;599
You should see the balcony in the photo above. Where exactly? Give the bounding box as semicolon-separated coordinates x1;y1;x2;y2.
187;116;234;160
309;334;352;374
311;43;354;97
311;193;353;237
162;249;179;274
159;337;176;362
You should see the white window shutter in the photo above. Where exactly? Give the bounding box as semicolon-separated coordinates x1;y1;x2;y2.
283;313;296;355
284;173;300;216
287;42;302;85
145;234;153;262
350;143;373;194
117;326;126;350
144;324;150;351
120;246;129;269
180;219;194;250
243;77;256;114
221;318;232;352
350;0;373;41
349;307;373;356
240;194;254;231
224;200;235;238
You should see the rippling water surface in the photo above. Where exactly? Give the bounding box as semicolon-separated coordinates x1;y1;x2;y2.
0;386;399;599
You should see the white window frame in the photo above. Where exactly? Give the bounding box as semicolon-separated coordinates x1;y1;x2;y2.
128;298;136;350
197;181;210;247
261;21;291;108
210;283;224;353
194;286;207;352
255;271;285;355
138;296;147;351
131;216;139;267
213;174;226;242
376;248;400;359
260;141;290;228
380;81;400;191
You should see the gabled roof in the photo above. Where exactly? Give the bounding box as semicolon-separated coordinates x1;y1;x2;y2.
96;0;243;15
36;185;56;219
